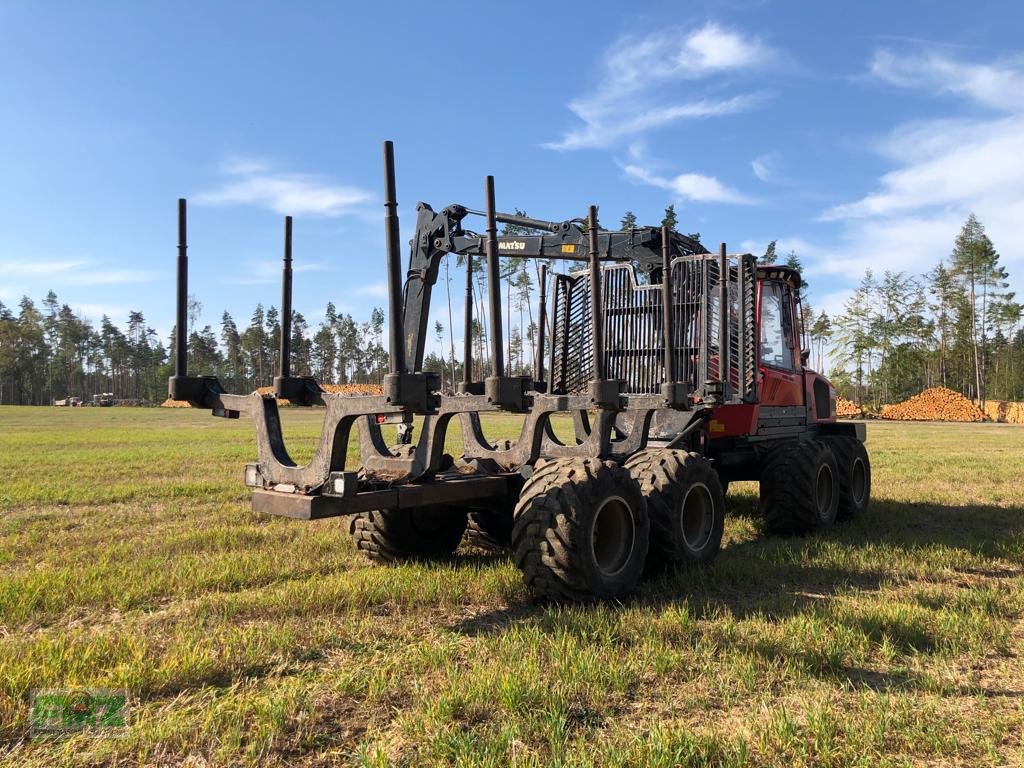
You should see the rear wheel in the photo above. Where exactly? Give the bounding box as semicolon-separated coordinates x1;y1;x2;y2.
824;437;871;520
461;476;522;551
512;457;649;602
625;449;724;572
463;507;514;551
349;506;467;563
759;440;839;534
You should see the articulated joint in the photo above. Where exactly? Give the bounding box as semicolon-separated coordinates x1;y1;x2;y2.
168;375;239;419
383;371;441;413
273;376;324;407
484;375;533;413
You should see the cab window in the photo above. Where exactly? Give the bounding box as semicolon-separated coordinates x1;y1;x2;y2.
760;281;796;370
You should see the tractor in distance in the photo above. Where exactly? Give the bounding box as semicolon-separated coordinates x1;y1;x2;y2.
169;140;870;602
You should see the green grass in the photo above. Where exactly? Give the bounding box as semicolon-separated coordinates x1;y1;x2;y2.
1;406;1022;767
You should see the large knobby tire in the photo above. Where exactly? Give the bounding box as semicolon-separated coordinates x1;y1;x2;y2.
824;436;871;520
349;505;467;563
759;440;840;535
463;507;514;551
512;457;649;602
624;449;725;572
461;476;522;552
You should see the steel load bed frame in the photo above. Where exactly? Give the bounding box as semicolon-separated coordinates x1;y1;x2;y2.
169;141;753;522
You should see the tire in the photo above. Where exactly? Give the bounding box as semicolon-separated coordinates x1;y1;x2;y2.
349;505;467;563
824;437;871;521
463;507;514;551
624;449;725;572
461;476;522;551
759;440;839;535
512;457;649;602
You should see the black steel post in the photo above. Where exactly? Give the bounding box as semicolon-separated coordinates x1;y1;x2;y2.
484;176;504;378
587;205;604;380
463;255;474;383
279;216;293;379
719;242;730;398
661;226;674;382
535;263;548;384
382;141;406;376
176;198;188;377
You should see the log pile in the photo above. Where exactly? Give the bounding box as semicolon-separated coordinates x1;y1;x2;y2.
162;383;384;408
978;400;1024;424
836;396;862;418
879;387;985;422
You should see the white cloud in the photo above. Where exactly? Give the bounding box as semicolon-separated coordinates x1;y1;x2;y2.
356;281;388;298
196;158;373;217
822;116;1024;221
869;48;1024;112
751;152;782;183
0;260;157;287
0;259;87;276
225;258;329;286
65;269;157;285
622;162;755;205
820;47;1024;283
545;22;777;150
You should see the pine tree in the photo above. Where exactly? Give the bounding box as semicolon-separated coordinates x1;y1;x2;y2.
760;240;777;265
950;214;1015;405
620;210;637;230
661;204;678;234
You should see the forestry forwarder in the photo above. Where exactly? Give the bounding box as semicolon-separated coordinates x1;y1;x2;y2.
169;141;870;602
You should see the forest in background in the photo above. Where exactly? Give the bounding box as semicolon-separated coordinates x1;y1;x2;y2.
1;210;1020;407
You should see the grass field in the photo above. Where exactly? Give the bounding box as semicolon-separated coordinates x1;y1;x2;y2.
1;406;1022;767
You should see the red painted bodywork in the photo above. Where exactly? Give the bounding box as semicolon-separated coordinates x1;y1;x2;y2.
703;269;836;439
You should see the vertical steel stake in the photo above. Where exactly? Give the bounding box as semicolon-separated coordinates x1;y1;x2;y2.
484;176;504;378
661;226;674;384
587;205;604;380
463;255;474;384
535;263;548;385
279;216;293;379
176;198;188;377
382;141;405;376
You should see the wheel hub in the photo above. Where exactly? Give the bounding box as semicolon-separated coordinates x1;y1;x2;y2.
815;463;835;515
851;457;867;505
591;496;635;577
679;482;714;551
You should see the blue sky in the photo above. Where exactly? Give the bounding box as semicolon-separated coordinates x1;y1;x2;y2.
2;0;1023;360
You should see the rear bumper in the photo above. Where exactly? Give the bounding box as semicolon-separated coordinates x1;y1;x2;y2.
251;473;512;520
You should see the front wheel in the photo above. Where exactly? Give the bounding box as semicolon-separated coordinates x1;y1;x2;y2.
760;440;839;535
512;458;649;602
824;436;871;520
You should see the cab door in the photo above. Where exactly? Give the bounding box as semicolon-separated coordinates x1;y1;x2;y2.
757;280;803;406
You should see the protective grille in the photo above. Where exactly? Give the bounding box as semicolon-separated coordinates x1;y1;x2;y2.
548;254;756;401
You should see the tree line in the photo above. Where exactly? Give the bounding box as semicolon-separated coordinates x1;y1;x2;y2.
0;291;393;405
1;209;1019;407
795;214;1022;408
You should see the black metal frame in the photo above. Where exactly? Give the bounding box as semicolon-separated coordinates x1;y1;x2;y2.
169;140;738;520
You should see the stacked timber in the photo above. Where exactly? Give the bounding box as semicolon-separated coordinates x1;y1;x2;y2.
879;387;985;422
977;400;1024;424
836;396;862;417
162;383;384;408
